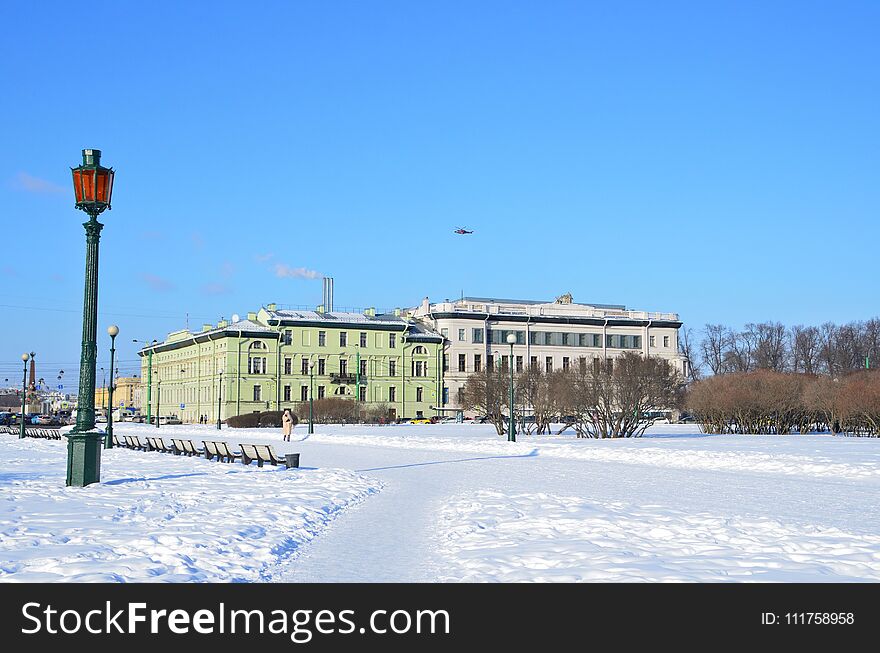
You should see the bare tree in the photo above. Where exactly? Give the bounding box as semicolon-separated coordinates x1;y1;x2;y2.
753;322;788;372
678;326;701;382
461;369;511;436
700;324;728;375
790;325;820;375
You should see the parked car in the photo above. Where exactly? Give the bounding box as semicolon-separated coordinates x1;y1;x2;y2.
0;412;12;425
159;415;182;425
37;415;58;425
410;418;432;424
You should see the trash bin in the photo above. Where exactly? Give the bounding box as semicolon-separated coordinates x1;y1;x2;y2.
285;453;300;469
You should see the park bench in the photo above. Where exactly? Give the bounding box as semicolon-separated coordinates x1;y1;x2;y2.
113;434;125;447
147;436;177;454
240;443;299;468
172;438;202;456
203;440;241;463
125;435;150;451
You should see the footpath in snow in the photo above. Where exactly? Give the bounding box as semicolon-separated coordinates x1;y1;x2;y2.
2;423;879;582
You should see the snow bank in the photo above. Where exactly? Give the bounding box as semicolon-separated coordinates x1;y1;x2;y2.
436;490;880;582
0;437;380;582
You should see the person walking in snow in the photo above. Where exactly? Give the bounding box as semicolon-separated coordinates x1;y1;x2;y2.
282;408;294;442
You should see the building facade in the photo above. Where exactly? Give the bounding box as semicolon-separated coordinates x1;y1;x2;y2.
408;295;686;412
138;303;444;423
94;377;142;413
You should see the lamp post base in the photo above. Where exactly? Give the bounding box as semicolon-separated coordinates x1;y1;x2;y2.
65;432;105;487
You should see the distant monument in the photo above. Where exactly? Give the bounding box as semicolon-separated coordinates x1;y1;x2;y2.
554;292;573;304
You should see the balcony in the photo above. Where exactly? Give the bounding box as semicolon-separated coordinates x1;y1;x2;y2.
330;373;367;384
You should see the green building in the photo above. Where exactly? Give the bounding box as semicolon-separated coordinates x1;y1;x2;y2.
138;303;444;423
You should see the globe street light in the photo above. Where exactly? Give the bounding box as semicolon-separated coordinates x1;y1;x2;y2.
20;353;29;439
506;332;516;442
105;325;119;449
66;148;115;487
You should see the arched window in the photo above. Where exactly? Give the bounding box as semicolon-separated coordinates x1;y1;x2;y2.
248;341;267;374
412;345;427;355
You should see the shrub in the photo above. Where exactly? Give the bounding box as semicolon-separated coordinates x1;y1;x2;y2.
227;410;300;429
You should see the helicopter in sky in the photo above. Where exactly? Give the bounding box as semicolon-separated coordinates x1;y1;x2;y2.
453;227;474;235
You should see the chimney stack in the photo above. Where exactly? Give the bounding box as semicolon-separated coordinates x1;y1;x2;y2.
322;277;334;313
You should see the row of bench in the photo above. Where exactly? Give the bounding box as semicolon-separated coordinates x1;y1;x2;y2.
0;425;62;439
115;434;300;468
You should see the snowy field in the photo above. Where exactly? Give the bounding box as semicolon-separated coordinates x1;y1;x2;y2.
1;422;879;582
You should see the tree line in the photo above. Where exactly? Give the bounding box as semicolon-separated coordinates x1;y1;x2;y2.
461;352;682;438
681;319;880;379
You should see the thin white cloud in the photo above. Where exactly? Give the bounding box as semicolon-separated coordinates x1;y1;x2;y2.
201;282;231;295
255;253;274;263
11;172;65;194
140;273;175;292
274;263;320;280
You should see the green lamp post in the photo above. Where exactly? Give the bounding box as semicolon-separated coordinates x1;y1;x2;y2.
19;353;29;439
66;149;115;487
308;361;315;434
216;370;223;430
506;333;516;442
105;325;119;449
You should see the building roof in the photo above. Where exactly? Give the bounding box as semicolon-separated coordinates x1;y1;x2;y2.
267;309;407;326
460;296;627;310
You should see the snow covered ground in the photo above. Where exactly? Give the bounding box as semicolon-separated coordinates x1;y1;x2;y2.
1;422;879;582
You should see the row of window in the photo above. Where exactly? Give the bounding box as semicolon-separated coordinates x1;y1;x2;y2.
247;356;432;377
438;327;670;349
452;354;636;374
284;330;395;349
278;384;427;403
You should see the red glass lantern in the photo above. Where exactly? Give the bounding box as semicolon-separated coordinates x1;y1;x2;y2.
71;149;114;215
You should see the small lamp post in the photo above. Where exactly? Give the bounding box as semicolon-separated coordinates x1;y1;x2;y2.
217;370;223;429
20;353;29;439
66;148;114;487
308;361;315;434
506;333;516;442
105;326;119;448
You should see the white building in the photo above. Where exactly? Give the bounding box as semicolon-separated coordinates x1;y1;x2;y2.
409;295;687;413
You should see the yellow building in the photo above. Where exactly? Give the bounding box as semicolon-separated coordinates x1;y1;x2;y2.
94;377;142;412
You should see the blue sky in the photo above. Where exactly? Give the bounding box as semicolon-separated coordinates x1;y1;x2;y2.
2;1;878;388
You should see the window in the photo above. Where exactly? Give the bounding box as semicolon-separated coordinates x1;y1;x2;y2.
579;357;587;373
501;356;509;372
253;385;262;402
340;332;347;347
458;354;466;372
530;356;538;370
413;361;426;377
248;356;266;374
474;354;481;373
441;328;448;339
340;359;348;375
457;387;465;404
516;356;523;372
443;354;449;372
318;331;326;347
360;332;367;347
318;385;325;399
301;358;309;375
416;387;423;402
300;386;308;401
359;386;366;401
487;356;494;372
284;357;292;375
545;357;553;373
458;328;466;341
412;345;427;355
606;359;614;373
649;335;655;347
318;359;326;375
664;336;670;348
389;386;396;402
389;333;396;349
593;357;601;373
283;330;292;345
472;328;483;344
360;359;367;376
283;385;291;401
563;357;570;371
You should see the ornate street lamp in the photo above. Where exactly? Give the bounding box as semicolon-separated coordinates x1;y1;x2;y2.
506;333;516;442
66;148;114;486
105;325;119;449
20;353;29;439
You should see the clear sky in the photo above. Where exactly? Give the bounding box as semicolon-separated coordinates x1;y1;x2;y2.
2;1;878;390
